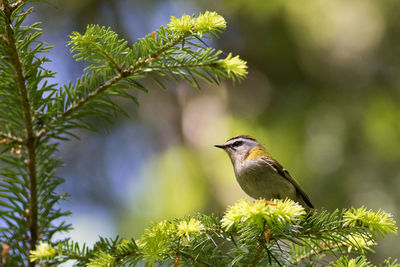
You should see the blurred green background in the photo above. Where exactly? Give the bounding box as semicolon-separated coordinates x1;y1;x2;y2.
34;0;400;262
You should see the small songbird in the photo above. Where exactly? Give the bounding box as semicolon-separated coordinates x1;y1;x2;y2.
215;135;314;210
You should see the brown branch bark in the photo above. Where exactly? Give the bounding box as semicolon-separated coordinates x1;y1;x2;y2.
249;242;264;267
1;1;38;265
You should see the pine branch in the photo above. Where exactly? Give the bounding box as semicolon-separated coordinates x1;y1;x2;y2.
0;131;23;144
292;241;348;265
33;13;246;142
30;203;398;266
249;241;264;267
151;62;219;71
36;33;190;141
1;1;38;265
90;41;123;73
36;72;124;140
9;0;23;11
179;251;212;267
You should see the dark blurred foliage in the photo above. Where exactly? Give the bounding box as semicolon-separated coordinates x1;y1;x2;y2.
33;0;400;262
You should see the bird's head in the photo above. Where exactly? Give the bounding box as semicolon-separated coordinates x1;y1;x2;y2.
215;135;269;166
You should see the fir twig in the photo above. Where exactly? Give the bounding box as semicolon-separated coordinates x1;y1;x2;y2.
292;241;348;264
0;131;23;144
36;33;189;141
36;72;125;140
9;0;23;11
91;42;123;73
179;251;212;267
249;241;264;267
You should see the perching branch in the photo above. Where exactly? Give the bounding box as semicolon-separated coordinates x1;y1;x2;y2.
249;241;264;267
29;200;398;266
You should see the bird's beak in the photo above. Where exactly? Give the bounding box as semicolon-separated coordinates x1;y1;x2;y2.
214;144;226;149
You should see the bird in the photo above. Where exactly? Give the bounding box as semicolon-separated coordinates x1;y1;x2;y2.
215;135;314;210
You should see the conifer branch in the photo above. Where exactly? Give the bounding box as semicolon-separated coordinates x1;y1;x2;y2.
60;252;88;262
29;202;398;266
291;241;348;264
0;131;23;144
249;241;264;267
151;62;219;71
36;72;125;140
9;0;23;11
179;251;212;267
36;33;188;141
1;1;38;265
91;42;123;73
35;13;246;142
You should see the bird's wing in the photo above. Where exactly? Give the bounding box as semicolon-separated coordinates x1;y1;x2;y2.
260;156;314;209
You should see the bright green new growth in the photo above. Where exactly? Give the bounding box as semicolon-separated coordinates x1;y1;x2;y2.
344;206;398;237
87;251;116;267
137;220;176;263
29;242;56;262
344;233;376;253
219;53;248;81
329;255;400;267
222;198;306;230
168;11;227;37
195;11;227;37
176;218;205;240
168;14;195;32
330;256;375;267
138;218;205;262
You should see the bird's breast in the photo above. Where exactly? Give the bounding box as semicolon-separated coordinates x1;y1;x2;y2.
234;159;296;200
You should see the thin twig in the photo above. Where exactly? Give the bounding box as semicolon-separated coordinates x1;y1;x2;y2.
92;42;122;73
179;251;212;267
249;241;264;267
1;1;38;266
271;225;349;241
173;254;180;267
0;131;23;144
291;241;348;264
60;252;90;262
149;62;219;71
10;0;23;11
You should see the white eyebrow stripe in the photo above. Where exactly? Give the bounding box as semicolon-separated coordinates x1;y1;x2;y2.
225;137;258;146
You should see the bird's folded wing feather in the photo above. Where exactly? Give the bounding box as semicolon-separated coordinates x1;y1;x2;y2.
261;156;314;209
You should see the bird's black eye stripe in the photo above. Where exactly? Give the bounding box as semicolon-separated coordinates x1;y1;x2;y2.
232;141;243;147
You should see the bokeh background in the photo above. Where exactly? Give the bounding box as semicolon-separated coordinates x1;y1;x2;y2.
33;0;400;263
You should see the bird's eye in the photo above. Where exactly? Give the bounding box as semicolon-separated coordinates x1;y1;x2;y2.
232;141;242;147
